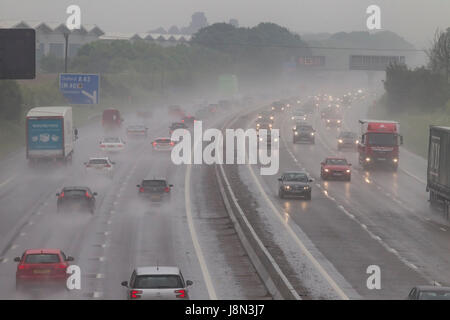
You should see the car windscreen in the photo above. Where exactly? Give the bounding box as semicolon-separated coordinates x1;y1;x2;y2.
103;137;120;143
89;159;108;164
25;254;60;264
419;291;450;300
129;126;145;130
326;159;348;165
283;173;308;182
133;275;183;289
367;133;397;146
297;126;312;131
340;132;356;138
142;180;166;187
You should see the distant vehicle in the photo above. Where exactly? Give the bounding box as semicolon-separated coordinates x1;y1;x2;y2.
257;111;274;121
427;126;450;216
169;122;188;135
152;138;175;151
56;186;97;214
208;104;219;113
15;249;74;291
26;106;74;166
137;179;173;201
293;123;315;144
84;157;115;178
337;131;359;150
100;137;126;152
407;286;450;300
256;122;272;134
121;266;193;300
291;110;307;122
168;105;184;118
321;107;333;119
102;109;123;130
256;118;274;130
126;124;148;138
271;101;285;112
320;157;351;181
278;171;313;200
324;111;342;127
258;131;278;149
358;120;403;171
181;115;196;126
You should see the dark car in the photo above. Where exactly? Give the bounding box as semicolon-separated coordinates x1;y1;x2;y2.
407;286;450;300
137;179;173;201
337;131;359;150
278;171;313;200
169;122;188;134
181;115;196;126
15;248;74;291
293;123;315;144
56;186;97;214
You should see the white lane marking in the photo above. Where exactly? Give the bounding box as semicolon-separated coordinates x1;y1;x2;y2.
1;258;8;263
185;164;218;300
96;274;104;279
246;163;349;300
440;227;447;232
0;176;14;188
401;168;426;185
93;291;103;298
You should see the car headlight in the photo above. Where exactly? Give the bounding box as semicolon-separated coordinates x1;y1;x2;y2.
259;138;263;141
346;169;351;173
287;104;290;107
338;139;343;143
295;131;298;135
269;124;273;128
270;116;274;120
337;120;341;123
324;168;329;172
365;157;371;162
291;116;295;120
311;132;315;136
304;186;310;190
393;158;398;163
355;140;359;144
285;185;291;190
327;119;330;123
274;138;278;142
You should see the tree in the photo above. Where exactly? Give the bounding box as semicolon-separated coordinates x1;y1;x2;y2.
428;28;450;84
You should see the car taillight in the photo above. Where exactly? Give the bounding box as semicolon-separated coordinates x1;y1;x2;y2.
105;164;111;168
170;142;174;146
181;119;184;122
100;144;105;148
164;187;170;193
152;142;157;146
139;187;144;193
59;192;65;198
175;289;186;298
130;290;142;299
18;264;27;270
85;191;92;198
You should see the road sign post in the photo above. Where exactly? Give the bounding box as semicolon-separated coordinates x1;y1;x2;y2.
59;73;99;104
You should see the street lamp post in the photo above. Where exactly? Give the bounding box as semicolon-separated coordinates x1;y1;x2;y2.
63;32;69;73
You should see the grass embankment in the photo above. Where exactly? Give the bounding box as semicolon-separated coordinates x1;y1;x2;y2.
368;100;450;158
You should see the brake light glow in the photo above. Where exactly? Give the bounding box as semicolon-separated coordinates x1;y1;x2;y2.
164;187;170;193
170;142;174;146
153;142;157;146
175;289;186;298
139;187;145;192
59;192;65;198
130;290;142;299
85;191;92;198
105;164;111;168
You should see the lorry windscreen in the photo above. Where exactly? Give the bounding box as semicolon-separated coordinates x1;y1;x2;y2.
367;133;397;146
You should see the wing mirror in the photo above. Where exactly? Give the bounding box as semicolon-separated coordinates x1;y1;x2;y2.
121;281;128;287
66;256;74;261
309;179;314;182
186;280;193;286
169;184;174;187
14;257;21;262
277;178;282;181
93;192;98;196
56;193;60;197
136;184;140;188
400;135;404;145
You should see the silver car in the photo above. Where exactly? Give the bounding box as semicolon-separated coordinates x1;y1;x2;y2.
121;266;193;300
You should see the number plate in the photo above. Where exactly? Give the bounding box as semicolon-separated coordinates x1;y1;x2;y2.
33;269;51;274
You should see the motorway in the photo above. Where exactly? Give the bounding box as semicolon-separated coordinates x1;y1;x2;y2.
220;98;450;299
1;95;450;300
0;106;267;299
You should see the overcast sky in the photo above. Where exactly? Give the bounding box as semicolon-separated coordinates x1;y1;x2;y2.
1;0;449;48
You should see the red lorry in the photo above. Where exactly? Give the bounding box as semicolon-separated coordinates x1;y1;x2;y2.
102;109;123;130
357;120;403;171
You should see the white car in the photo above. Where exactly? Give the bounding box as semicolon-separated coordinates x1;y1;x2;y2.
121;266;193;300
84;157;115;178
152;138;175;151
100;137;125;152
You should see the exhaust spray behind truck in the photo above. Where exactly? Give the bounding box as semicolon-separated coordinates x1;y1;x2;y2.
357;119;403;171
26;106;74;165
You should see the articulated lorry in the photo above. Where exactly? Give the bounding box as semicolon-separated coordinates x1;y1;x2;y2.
358;120;403;171
427;126;450;218
26;106;74;165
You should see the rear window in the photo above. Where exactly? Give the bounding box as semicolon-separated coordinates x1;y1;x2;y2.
103;137;120;143
25;254;60;264
298;126;312;131
419;291;450;300
133;275;183;289
326;159;348;165
142;180;166;187
156;139;171;143
89;159;108;164
64;189;88;197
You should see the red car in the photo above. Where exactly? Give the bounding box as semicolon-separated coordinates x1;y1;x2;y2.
15;249;74;290
320;157;352;181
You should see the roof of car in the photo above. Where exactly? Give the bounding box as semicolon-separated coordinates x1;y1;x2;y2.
282;171;307;175
325;157;347;160
414;286;450;292
89;157;109;160
62;186;90;191
135;266;180;276
24;249;61;254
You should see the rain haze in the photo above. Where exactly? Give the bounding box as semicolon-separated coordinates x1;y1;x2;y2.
1;0;450;306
